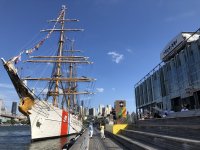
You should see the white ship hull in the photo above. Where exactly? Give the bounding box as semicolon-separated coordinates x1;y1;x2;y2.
28;100;82;140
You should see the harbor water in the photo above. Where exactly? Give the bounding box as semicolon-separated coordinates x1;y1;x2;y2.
0;125;75;150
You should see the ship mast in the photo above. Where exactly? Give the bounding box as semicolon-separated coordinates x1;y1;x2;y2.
53;5;65;107
67;39;77;112
23;5;95;111
66;39;86;113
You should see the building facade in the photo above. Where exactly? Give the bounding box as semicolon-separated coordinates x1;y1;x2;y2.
135;32;200;117
98;104;104;116
114;100;126;118
0;99;6;115
89;108;96;116
0;99;8;123
105;105;112;116
0;99;2;115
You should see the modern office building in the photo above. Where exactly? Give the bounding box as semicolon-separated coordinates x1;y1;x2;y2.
84;107;89;116
89;107;96;116
0;99;8;123
105;105;112;115
0;99;3;115
81;100;84;107
11;102;17;115
98;104;104;116
0;99;6;115
135;32;200;117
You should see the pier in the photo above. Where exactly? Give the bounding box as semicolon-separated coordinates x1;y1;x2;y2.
68;115;200;150
89;128;125;150
69;127;127;150
0;113;25;120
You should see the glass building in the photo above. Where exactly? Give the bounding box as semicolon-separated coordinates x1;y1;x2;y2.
135;32;200;118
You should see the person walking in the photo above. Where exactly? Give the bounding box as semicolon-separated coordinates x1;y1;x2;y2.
89;123;93;138
100;124;105;139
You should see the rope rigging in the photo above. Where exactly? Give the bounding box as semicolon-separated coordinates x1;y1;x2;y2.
9;7;65;64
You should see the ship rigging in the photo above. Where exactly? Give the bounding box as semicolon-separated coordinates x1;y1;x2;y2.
1;5;95;140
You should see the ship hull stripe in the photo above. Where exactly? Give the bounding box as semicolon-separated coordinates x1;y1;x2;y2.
61;110;68;135
29;100;82;140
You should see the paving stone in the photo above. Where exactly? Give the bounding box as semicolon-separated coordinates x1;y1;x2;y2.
89;128;125;150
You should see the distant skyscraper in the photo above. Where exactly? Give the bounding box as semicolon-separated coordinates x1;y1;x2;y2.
84;107;89;116
0;99;3;114
99;104;104;115
11;102;17;115
106;105;112;115
79;106;83;116
0;99;6;115
89;108;96;116
102;107;105;116
81;100;84;107
77;105;80;113
0;99;8;123
96;108;99;115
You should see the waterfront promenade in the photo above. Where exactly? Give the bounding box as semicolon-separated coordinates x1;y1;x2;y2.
69;127;127;150
1;117;200;150
89;128;126;150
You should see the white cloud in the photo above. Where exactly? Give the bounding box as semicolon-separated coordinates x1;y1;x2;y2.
38;88;48;94
126;48;133;53
0;89;18;104
0;93;8;100
96;88;104;93
112;88;116;91
107;51;124;63
35;88;62;94
0;83;14;89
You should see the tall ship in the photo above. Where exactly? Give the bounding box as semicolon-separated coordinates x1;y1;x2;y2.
1;5;94;140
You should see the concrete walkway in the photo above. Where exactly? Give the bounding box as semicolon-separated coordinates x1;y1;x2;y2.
89;128;126;150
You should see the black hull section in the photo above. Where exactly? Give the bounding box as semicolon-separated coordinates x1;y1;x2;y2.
2;59;34;99
31;133;77;142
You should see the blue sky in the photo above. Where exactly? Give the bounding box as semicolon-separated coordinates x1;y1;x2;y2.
1;0;200;113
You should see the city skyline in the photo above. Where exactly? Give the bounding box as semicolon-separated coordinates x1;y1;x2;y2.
1;1;200;113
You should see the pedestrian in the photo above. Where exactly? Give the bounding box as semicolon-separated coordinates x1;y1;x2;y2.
89;123;93;138
100;124;105;139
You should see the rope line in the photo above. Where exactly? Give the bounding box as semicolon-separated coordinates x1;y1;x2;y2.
9;7;65;64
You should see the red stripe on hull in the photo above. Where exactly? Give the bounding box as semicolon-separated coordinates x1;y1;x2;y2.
61;110;68;135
